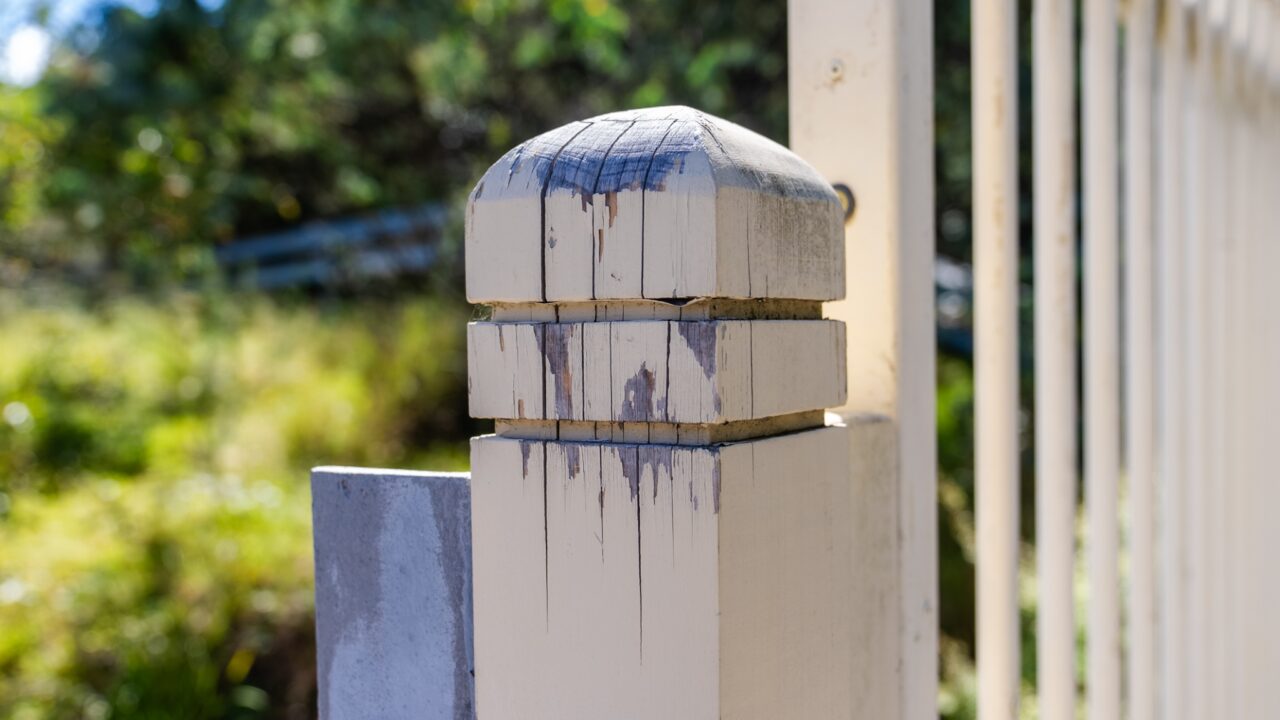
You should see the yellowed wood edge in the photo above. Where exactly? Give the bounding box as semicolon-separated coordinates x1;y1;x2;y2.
488;298;824;322
493;410;826;446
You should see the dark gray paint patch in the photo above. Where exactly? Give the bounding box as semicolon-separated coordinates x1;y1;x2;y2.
477;107;838;201
618;362;656;421
711;450;722;514
641;114;704;193
536;324;575;419
497;122;589;195
639;445;675;502
564;443;582;478
620;446;641;501
312;468;474;720
520;441;533;478
429;479;474;717
677;321;721;414
545;121;634;201
676;322;718;380
594;118;676;196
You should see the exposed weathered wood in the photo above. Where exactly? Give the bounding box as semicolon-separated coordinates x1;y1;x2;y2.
493;410;826;446
466;106;844;303
311;468;473;720
488;298;825;323
468;319;845;425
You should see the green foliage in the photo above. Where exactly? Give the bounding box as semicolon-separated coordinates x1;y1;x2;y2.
12;0;788;281
0;86;58;232
0;292;470;718
0;291;472;494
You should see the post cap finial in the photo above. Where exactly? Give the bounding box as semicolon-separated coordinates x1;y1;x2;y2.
466;106;844;304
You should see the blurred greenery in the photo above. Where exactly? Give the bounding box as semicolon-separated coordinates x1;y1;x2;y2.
0;0;1034;718
0;291;471;718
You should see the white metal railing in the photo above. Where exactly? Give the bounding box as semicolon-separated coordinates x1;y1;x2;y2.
973;0;1280;718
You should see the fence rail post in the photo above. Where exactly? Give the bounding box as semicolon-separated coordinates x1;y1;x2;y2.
464;106;862;717
787;2;939;717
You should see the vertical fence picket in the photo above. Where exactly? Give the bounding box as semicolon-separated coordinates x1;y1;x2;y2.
973;0;1022;717
1184;14;1211;718
1155;4;1190;718
1123;2;1158;719
1084;0;1123;715
1033;1;1079;718
1206;19;1232;718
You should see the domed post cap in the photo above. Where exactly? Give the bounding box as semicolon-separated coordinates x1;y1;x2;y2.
465;106;845;304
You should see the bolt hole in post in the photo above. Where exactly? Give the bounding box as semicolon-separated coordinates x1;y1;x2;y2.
827;58;845;83
832;183;856;224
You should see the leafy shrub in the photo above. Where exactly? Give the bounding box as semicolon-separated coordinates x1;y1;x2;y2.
0;291;471;719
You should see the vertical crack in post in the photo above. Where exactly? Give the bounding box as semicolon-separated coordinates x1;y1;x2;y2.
542;440;550;631
640;120;679;299
590;120;637;299
748;322;756;417
608;322;615;420
540;123;593;302
578;323;586;423
598;445;605;564
670;450;676;565
663;321;672;422
634;444;644;664
538;323;548;428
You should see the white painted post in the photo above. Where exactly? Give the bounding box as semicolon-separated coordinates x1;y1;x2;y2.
465;106;859;718
1083;0;1123;717
1183;14;1210;719
972;0;1022;717
1123;2;1158;719
786;2;938;715
1032;1;1079;718
1204;24;1222;712
1155;4;1189;718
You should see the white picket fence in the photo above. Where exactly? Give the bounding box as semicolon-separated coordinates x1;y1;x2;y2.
310;1;1280;718
967;0;1280;719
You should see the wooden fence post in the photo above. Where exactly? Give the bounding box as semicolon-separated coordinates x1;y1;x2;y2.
788;3;939;717
465;106;855;717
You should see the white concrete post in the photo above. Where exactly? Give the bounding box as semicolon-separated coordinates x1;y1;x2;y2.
464;106;857;718
311;468;474;720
